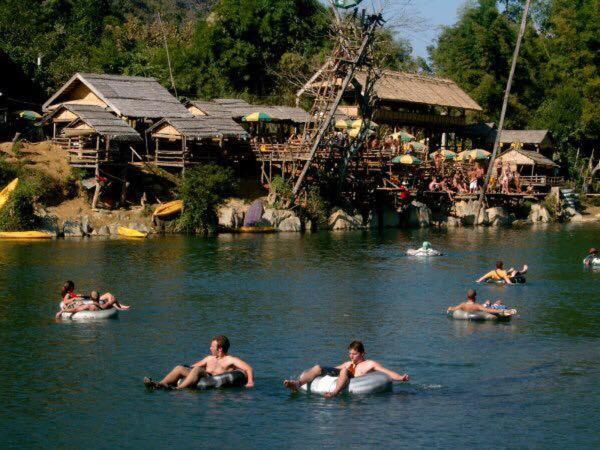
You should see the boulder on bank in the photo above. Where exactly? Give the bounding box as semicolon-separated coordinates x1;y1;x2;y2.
80;215;93;235
564;206;584;222
402;201;431;228
328;209;364;230
529;204;551;223
262;208;295;227
38;214;61;237
217;198;248;229
486;207;510;226
454;200;486;226
128;222;149;234
62;220;83;237
278;216;302;232
92;225;110;236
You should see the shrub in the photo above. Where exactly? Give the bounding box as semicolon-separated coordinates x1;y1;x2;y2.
177;164;236;234
268;176;293;208
0;185;36;231
543;193;561;218
304;186;329;226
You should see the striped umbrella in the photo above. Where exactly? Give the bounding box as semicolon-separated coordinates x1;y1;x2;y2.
242;112;272;122
18;110;42;121
391;131;415;142
351;119;378;129
405;141;428;152
456;149;491;161
334;119;353;129
391;155;422;165
431;149;457;160
348;127;374;138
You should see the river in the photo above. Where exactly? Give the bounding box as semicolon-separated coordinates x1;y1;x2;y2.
0;224;598;449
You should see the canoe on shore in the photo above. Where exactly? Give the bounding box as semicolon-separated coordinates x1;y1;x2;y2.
237;226;277;233
153;200;183;218
117;226;148;238
0;178;19;210
0;231;53;239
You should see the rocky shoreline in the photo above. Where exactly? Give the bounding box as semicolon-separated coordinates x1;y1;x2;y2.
31;197;600;239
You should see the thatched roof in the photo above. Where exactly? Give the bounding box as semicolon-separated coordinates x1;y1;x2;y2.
354;70;482;111
186;99;309;123
496;148;558;168
499;130;551;145
147;116;248;139
61;105;141;142
43;73;191;119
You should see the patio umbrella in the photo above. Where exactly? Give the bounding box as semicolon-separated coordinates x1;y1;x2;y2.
392;155;422;165
405;141;427;152
348;127;374;138
334;119;353;129
18;110;42;121
456;149;490;161
431;149;457;160
333;0;364;9
391;130;415;142
242;112;272;122
351;119;378;129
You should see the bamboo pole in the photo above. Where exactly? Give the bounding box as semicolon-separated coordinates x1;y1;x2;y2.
476;0;532;219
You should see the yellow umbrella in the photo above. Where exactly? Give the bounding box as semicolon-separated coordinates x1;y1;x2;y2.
242;112;272;122
348;128;375;138
431;149;457;160
391;130;415;142
456;149;491;161
391;155;422;165
351;119;378;129
334;119;352;129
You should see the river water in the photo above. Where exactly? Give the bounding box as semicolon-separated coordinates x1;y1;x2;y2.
0;224;598;449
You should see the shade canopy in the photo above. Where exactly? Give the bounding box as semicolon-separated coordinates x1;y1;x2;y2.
456;149;490;161
391;130;415;142
431;149;457;160
392;155;422;165
242;112;272;122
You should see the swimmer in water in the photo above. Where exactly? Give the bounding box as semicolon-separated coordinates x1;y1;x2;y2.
144;335;254;390
476;261;528;284
283;340;409;398
448;289;515;316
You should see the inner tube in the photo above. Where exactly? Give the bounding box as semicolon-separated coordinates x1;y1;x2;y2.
585;257;600;266
406;248;442;256
58;301;119;320
177;370;247;390
300;371;392;395
485;275;526;284
450;310;511;321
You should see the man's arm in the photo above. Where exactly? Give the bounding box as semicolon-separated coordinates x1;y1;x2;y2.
229;357;254;388
190;356;209;368
447;303;463;312
372;362;409;382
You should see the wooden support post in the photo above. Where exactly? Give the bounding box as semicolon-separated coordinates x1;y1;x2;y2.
91;165;101;210
119;166;128;207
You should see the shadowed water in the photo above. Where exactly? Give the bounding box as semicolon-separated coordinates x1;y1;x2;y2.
0;223;598;449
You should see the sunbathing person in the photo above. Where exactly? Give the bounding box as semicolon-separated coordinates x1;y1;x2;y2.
144;335;254;389
56;281;130;318
476;261;528;284
283;340;409;398
482;299;507;310
448;289;515;316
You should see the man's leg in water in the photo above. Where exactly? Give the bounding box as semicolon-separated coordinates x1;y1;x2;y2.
100;293;130;310
176;366;207;389
284;364;323;391
159;365;191;387
324;368;351;398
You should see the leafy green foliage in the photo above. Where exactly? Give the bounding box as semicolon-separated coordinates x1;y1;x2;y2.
304;186;329;226
0;185;36;231
177;164;236;234
268;176;293;209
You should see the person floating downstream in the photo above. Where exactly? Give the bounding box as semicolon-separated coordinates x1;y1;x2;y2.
476;261;528;284
447;289;516;317
56;281;130;319
583;248;598;266
144;335;254;390
283;340;409;398
406;241;442;256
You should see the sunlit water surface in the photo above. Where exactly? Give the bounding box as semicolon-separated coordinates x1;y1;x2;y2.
0;224;598;449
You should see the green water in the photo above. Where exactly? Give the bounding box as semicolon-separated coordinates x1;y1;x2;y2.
0;224;598;449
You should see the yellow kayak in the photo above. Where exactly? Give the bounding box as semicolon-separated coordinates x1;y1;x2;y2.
117;226;148;238
0;178;19;210
237;226;277;233
0;231;53;239
153;200;183;218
